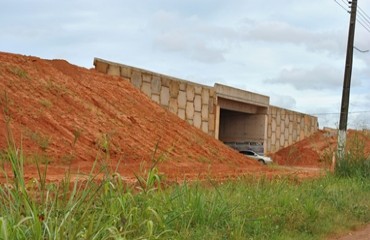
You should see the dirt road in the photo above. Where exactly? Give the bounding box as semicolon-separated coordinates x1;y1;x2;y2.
329;224;370;240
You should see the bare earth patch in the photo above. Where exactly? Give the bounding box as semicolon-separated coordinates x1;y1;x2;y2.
329;224;370;240
1;52;370;183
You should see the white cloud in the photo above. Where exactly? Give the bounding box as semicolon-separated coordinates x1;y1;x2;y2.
269;94;297;110
153;29;227;63
1;0;369;129
240;20;346;57
150;10;232;63
264;64;345;90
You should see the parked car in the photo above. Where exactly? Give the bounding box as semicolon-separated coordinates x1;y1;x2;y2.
239;150;273;165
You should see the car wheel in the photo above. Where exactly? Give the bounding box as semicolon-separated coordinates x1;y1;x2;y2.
258;159;266;165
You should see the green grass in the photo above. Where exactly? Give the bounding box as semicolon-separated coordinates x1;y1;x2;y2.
0;127;369;239
335;132;370;179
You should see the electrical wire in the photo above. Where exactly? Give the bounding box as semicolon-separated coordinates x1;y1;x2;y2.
358;5;370;22
255;110;370;117
340;0;350;7
356;18;370;33
357;11;370;28
357;10;370;27
310;110;370;116
334;0;350;12
333;0;370;33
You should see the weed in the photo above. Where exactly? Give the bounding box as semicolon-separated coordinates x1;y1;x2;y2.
198;156;211;163
0;150;6;163
28;153;52;165
320;146;336;165
0;91;12;122
39;98;53;108
44;79;68;96
9;66;29;79
335;132;370;179
60;153;75;165
0;149;369;239
0;123;369;239
27;130;51;151
97;133;110;155
134;142;165;194
72;128;81;147
363;129;370;138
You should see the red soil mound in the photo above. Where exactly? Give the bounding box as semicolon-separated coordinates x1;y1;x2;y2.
0;52;272;182
270;129;370;167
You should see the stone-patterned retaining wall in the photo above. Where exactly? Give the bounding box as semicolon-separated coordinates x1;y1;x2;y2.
266;106;318;153
94;58;318;154
94;58;217;136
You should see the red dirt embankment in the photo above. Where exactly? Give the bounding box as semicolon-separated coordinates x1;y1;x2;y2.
270;129;370;167
2;52;369;182
0;52;274;182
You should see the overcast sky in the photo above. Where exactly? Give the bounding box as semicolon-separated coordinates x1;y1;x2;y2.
1;0;370;129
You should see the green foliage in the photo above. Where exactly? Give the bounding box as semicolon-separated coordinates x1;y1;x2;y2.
336;133;370;179
1;152;369;239
0;128;369;239
134;142;165;194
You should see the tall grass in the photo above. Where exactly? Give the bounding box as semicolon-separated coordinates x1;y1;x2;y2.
336;132;370;179
0;129;369;239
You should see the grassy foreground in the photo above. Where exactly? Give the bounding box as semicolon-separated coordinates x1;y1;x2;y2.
0;141;369;239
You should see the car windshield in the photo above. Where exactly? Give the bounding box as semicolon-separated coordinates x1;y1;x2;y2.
241;151;256;156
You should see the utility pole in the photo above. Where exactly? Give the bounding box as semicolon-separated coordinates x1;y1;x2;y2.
337;0;358;163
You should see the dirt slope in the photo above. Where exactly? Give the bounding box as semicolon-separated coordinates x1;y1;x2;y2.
330;223;370;240
0;52;273;181
270;129;370;167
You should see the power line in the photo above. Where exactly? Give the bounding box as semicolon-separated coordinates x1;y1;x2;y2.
264;110;370;117
334;0;349;12
356;19;370;33
333;0;370;33
356;16;370;33
310;110;370;116
358;5;370;22
357;11;370;27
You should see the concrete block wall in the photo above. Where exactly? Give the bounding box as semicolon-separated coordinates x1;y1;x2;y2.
94;58;319;154
266;106;318;153
94;58;216;136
